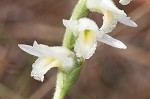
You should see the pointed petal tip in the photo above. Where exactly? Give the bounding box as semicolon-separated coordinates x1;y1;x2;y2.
121;45;127;49
98;34;127;49
124;20;138;27
62;19;67;22
122;19;138;27
130;21;138;27
18;44;22;48
18;44;23;47
117;43;127;49
18;44;26;50
62;19;68;25
33;41;38;45
18;44;26;51
62;19;65;23
133;23;138;27
113;39;127;49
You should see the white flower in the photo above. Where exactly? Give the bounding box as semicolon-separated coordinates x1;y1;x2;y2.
119;0;132;5
63;18;126;59
18;41;74;82
86;0;137;33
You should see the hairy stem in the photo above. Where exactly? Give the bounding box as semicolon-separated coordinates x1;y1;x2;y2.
63;0;89;49
53;0;89;99
53;66;82;99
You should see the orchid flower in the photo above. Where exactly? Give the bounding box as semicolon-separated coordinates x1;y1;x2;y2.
86;0;137;33
119;0;132;5
63;18;126;59
18;41;74;82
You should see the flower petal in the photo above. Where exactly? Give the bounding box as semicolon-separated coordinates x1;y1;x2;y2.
18;43;41;57
31;57;60;82
19;41;74;60
101;0;137;27
116;13;137;27
99;0;123;14
87;0;137;28
97;34;127;49
100;10;117;33
18;41;52;57
74;30;97;59
78;18;99;32
45;46;74;62
119;0;132;5
32;41;54;56
63;19;78;36
86;0;102;12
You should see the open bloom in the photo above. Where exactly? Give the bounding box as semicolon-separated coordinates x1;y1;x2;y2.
119;0;132;5
86;0;137;33
63;18;126;59
18;41;74;82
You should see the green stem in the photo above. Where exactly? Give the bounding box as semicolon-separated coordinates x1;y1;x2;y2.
53;0;89;99
63;0;89;50
53;66;82;99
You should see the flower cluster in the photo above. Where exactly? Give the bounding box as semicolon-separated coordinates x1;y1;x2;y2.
64;0;137;59
18;0;137;82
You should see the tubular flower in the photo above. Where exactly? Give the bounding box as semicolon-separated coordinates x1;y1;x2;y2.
86;0;137;33
18;41;74;82
63;18;126;59
119;0;132;5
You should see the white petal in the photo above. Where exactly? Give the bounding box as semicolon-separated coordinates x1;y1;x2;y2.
97;34;127;49
119;0;132;5
18;44;41;57
78;18;99;32
18;41;52;57
31;58;59;82
87;0;137;30
19;41;74;63
99;0;123;14
32;41;54;56
63;19;78;36
45;47;74;62
74;30;97;59
100;11;117;33
116;13;138;27
34;42;74;60
100;0;137;27
86;0;102;12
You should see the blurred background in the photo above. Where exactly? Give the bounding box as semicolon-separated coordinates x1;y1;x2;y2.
0;0;150;99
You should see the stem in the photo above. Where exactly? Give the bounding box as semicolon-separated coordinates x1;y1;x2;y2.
53;0;89;98
53;66;82;99
63;0;89;50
